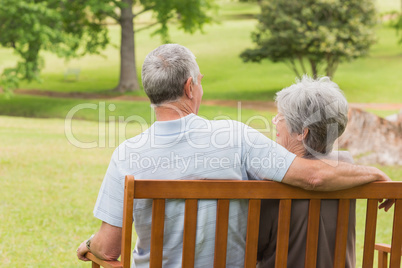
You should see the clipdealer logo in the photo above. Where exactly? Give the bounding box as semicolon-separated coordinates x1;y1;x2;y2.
128;151;287;174
64;101;274;151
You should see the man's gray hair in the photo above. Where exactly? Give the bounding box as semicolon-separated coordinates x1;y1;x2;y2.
275;75;349;156
141;44;200;104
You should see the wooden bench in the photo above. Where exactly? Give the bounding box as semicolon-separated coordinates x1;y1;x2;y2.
86;175;402;268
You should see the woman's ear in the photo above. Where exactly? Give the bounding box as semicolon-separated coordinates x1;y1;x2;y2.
184;77;193;99
297;128;309;141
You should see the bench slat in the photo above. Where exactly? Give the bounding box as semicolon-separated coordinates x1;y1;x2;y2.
150;199;165;268
304;199;321;268
362;199;378;268
244;199;261;268
390;199;402;268
378;250;388;268
214;200;230;268
333;199;350;268
121;176;135;267
275;199;291;268
182;199;198;267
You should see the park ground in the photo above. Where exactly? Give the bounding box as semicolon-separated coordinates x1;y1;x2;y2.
12;88;402;113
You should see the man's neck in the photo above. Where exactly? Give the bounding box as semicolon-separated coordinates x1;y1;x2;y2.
154;101;195;121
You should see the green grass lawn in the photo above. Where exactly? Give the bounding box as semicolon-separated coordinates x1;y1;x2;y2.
0;94;276;130
0;115;401;267
375;0;401;13
0;116;114;267
1;2;400;103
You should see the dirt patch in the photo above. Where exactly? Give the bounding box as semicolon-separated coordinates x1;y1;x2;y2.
13;89;402;112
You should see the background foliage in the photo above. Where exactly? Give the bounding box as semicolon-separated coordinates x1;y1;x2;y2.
0;0;218;93
240;0;377;79
0;0;111;92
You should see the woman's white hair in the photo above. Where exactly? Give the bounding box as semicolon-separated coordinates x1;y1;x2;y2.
275;75;349;156
141;44;200;105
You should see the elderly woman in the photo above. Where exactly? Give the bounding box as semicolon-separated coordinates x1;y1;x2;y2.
257;76;356;268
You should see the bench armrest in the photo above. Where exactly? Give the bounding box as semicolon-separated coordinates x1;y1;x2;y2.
375;243;392;254
85;252;123;268
374;243;402;268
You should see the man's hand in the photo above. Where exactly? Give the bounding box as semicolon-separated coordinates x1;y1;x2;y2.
379;199;395;212
76;222;122;262
375;168;395;212
77;240;90;261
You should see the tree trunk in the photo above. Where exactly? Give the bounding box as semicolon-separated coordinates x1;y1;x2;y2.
114;0;140;93
26;41;41;81
289;58;301;79
337;108;402;165
326;57;339;79
309;59;318;79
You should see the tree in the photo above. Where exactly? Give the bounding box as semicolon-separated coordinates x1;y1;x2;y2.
393;15;402;44
110;0;216;92
240;0;376;79
0;0;216;94
391;0;402;45
0;0;112;93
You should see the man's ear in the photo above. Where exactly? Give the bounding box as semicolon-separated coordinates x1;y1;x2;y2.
183;77;193;99
297;128;309;141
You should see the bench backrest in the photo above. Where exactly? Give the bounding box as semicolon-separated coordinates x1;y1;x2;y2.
120;175;402;268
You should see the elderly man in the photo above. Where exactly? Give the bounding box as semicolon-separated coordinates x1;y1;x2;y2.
77;44;392;267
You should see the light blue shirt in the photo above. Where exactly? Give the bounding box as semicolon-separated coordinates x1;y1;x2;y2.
94;113;296;267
